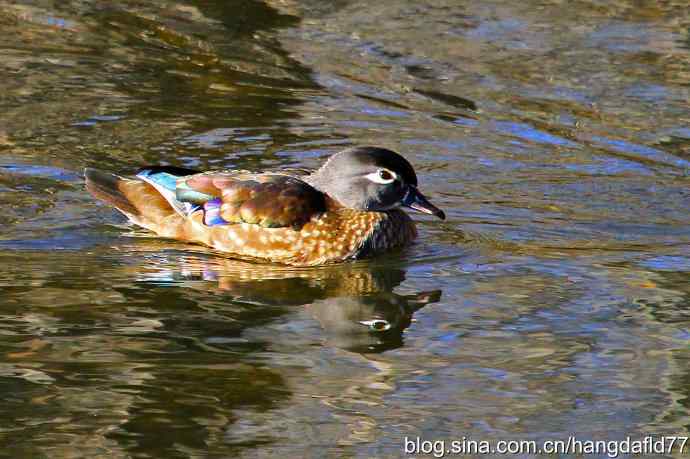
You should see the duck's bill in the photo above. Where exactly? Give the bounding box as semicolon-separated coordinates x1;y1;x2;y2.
402;186;446;220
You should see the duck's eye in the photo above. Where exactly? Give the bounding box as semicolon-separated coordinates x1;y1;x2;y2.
359;319;392;332
379;170;393;181
365;169;397;184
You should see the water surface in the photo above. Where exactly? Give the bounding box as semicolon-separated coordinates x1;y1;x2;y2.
1;0;689;457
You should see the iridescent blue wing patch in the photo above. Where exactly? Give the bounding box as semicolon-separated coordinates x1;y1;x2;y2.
203;198;229;226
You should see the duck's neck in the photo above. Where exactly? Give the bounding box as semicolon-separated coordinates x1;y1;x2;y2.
305;157;369;210
305;167;328;194
305;151;343;193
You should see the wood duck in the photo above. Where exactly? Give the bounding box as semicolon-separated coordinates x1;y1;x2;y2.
85;146;445;266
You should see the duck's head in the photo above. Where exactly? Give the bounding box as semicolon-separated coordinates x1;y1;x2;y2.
308;146;445;219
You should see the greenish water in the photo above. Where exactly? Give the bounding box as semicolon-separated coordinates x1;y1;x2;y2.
1;0;689;457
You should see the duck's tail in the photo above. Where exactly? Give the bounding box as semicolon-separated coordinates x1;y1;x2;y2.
84;167;198;233
84;168;141;217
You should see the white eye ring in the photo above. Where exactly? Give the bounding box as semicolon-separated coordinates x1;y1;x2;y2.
359;319;392;331
365;169;397;185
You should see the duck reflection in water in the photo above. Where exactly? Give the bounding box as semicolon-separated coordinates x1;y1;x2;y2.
130;246;441;353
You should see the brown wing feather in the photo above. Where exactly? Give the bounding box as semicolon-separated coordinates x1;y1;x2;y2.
182;172;327;228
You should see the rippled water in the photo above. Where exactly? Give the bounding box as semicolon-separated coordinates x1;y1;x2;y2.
1;0;689;457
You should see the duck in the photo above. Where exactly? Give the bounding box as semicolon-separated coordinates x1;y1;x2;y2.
84;146;445;266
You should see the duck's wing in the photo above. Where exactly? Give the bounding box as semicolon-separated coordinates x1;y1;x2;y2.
146;169;327;229
86;165;326;233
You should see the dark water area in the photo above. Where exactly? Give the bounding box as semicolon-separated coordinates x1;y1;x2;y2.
1;0;689;457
